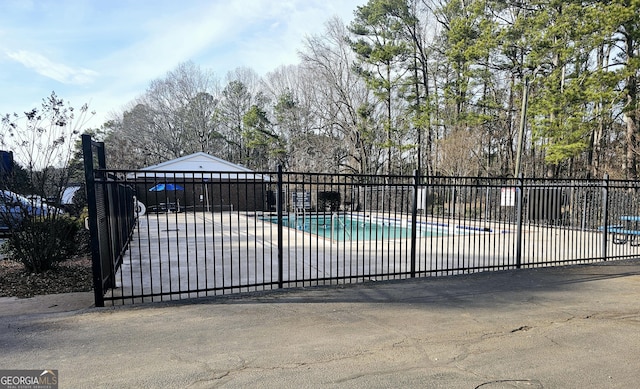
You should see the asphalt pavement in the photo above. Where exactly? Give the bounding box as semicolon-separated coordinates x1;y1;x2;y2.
1;259;640;388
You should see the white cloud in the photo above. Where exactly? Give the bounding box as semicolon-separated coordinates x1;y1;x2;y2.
98;0;357;82
0;0;364;127
6;50;98;85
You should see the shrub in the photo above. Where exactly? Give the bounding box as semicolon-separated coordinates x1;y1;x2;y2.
1;216;81;273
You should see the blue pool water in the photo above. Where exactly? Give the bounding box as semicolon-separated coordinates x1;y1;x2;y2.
263;214;445;241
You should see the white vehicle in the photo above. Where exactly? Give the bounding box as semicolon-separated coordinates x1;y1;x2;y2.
0;190;63;233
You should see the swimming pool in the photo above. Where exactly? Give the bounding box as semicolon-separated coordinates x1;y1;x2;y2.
262;214;447;241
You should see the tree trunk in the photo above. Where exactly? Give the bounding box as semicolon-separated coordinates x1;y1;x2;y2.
624;31;638;180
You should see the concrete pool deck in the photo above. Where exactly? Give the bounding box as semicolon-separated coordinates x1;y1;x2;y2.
108;211;634;304
1;258;640;387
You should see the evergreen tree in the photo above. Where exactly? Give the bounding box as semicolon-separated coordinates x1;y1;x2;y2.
348;0;411;174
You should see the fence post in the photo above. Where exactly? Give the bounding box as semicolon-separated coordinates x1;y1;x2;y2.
515;174;524;269
276;165;284;288
410;170;419;278
82;134;104;308
601;174;609;261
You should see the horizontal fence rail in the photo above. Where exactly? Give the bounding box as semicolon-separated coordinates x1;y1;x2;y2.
84;161;640;306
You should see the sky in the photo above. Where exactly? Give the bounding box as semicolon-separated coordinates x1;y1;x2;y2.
0;0;364;129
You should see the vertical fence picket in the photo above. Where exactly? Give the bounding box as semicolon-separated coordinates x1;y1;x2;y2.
602;174;609;261
515;174;524;269
410;170;419;278
276;165;284;289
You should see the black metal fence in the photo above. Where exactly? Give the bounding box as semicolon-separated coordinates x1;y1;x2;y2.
83;141;640;306
82;135;138;306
